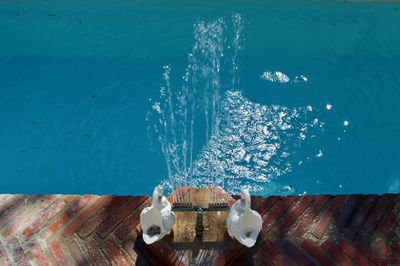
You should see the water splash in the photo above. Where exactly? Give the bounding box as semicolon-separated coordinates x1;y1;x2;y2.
231;13;244;90
260;71;308;84
148;14;323;197
190;91;322;195
261;71;290;83
148;15;235;201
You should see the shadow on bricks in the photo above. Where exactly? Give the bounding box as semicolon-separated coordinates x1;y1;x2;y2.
0;194;399;265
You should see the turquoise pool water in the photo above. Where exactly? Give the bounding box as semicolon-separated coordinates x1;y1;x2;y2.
1;1;400;196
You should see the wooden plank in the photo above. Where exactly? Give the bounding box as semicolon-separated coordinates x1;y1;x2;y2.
139;187;244;266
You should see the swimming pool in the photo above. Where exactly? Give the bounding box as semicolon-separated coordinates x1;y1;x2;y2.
1;1;400;196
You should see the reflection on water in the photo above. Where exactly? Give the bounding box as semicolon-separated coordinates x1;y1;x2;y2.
191;91;322;194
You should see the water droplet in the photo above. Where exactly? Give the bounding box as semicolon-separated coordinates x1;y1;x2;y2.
326;103;332;110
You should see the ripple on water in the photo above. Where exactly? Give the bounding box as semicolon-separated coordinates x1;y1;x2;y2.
189;90;323;195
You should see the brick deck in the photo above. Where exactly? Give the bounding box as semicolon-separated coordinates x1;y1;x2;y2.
0;193;399;265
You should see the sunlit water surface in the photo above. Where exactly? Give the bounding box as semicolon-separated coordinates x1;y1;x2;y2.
1;1;400;196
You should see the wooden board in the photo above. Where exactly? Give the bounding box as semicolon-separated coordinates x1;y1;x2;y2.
136;187;245;265
172;187;230;243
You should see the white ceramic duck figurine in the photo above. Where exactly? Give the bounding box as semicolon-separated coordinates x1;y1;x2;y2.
226;188;262;247
140;186;176;245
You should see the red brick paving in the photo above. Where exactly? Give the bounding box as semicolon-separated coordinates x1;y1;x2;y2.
312;195;347;239
0;193;398;265
320;239;355;266
25;238;52;266
96;196;147;239
300;239;334;266
77;196;131;239
336;240;372;266
259;240;291;265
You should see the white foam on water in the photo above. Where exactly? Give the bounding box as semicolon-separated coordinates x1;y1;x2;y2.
260;71;290;83
261;72;308;84
189;91;323;194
